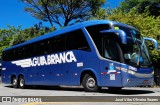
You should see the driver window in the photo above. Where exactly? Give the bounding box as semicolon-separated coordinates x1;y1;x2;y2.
104;38;120;62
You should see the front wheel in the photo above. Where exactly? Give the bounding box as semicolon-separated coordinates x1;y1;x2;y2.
19;76;25;89
82;74;100;92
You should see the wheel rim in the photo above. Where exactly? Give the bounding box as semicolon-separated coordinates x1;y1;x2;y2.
20;78;24;87
86;77;96;88
13;78;17;86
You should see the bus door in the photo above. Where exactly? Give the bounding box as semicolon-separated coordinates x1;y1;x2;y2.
101;37;123;87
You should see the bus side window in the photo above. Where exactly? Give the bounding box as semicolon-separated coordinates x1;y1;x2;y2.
35;40;51;55
66;29;90;51
4;50;15;61
2;51;9;61
12;49;16;61
86;24;111;56
54;36;66;53
49;35;66;53
16;47;24;60
103;38;120;62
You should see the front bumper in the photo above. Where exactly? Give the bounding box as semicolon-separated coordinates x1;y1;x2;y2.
122;70;154;87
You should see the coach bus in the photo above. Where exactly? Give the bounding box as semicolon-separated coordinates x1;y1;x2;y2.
1;20;158;92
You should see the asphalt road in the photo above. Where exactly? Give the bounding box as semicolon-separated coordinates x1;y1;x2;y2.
0;77;160;105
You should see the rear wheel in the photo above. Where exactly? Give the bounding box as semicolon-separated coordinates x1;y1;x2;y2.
82;74;99;92
12;77;18;88
19;76;25;89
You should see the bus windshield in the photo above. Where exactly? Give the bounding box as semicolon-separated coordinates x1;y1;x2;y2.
114;26;151;67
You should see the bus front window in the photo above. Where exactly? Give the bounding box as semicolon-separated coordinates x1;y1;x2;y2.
114;26;152;67
124;38;151;67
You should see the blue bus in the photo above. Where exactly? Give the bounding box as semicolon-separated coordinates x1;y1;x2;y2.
1;20;158;92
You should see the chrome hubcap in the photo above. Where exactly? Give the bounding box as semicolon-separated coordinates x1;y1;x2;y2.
86;78;95;88
20;79;24;87
13;78;17;85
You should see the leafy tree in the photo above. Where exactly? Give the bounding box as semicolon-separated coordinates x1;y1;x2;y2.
20;0;105;28
0;28;14;57
9;22;54;46
119;0;160;17
0;23;54;57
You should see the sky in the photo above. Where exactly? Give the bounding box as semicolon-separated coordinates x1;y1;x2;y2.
0;0;123;29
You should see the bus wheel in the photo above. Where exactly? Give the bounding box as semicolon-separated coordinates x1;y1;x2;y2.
82;74;99;92
19;76;25;89
12;77;18;88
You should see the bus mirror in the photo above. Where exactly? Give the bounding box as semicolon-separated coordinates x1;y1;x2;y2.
100;29;127;44
143;37;158;50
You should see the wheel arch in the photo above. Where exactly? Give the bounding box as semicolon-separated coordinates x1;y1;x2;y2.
18;74;25;80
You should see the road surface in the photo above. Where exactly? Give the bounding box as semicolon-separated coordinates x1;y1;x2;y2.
0;77;160;105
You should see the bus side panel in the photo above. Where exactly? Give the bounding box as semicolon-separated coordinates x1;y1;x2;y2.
55;50;101;86
70;50;101;86
2;50;101;87
100;60;122;87
22;50;101;86
1;61;19;84
22;60;60;86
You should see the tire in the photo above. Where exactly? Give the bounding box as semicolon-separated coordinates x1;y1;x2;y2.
12;77;18;88
19;76;25;89
82;74;99;92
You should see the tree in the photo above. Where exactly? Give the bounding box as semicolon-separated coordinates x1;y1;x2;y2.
0;29;12;57
119;0;160;17
0;23;54;57
20;0;105;28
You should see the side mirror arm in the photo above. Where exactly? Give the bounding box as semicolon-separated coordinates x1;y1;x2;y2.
143;37;158;50
100;29;127;44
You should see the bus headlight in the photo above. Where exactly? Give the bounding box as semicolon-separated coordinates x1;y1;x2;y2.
128;70;135;75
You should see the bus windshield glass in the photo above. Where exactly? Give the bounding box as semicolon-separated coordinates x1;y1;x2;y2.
113;25;151;67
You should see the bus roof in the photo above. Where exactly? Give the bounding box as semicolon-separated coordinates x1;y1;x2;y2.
4;20;136;51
